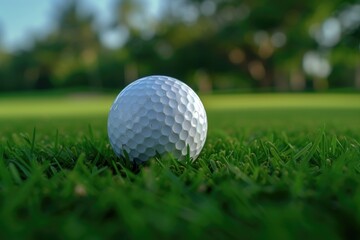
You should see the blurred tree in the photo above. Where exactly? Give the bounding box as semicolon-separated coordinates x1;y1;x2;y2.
50;0;102;88
0;0;102;91
2;50;34;90
0;23;8;90
0;0;358;92
326;3;360;89
111;0;158;83
162;0;352;91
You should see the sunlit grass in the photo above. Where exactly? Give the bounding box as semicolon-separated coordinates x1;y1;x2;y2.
202;93;360;110
0;94;113;118
1;93;359;118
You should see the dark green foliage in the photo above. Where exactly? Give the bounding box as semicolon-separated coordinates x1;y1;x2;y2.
0;0;359;92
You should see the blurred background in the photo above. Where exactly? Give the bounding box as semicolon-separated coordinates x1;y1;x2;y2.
0;0;359;93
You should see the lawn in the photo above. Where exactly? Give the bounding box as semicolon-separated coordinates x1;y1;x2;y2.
0;92;360;239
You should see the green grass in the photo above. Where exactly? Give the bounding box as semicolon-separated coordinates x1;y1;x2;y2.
0;93;360;239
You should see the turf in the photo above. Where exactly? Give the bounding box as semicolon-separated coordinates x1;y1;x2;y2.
0;93;360;239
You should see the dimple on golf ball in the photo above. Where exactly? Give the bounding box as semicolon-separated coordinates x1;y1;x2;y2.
107;75;207;162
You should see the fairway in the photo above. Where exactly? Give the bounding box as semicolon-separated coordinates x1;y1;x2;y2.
0;93;360;239
1;93;359;117
1;93;359;130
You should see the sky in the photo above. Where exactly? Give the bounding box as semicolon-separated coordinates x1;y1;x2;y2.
0;0;160;51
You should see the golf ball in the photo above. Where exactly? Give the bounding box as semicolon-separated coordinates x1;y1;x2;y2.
108;75;207;162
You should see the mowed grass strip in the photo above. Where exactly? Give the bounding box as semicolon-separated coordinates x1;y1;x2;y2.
0;93;359;118
0;93;113;118
0;93;359;239
203;93;360;110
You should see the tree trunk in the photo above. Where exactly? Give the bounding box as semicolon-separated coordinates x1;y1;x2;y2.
355;66;360;90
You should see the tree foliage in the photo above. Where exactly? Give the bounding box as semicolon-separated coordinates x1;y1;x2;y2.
0;0;358;92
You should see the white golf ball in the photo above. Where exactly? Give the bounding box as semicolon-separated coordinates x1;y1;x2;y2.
107;75;208;162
